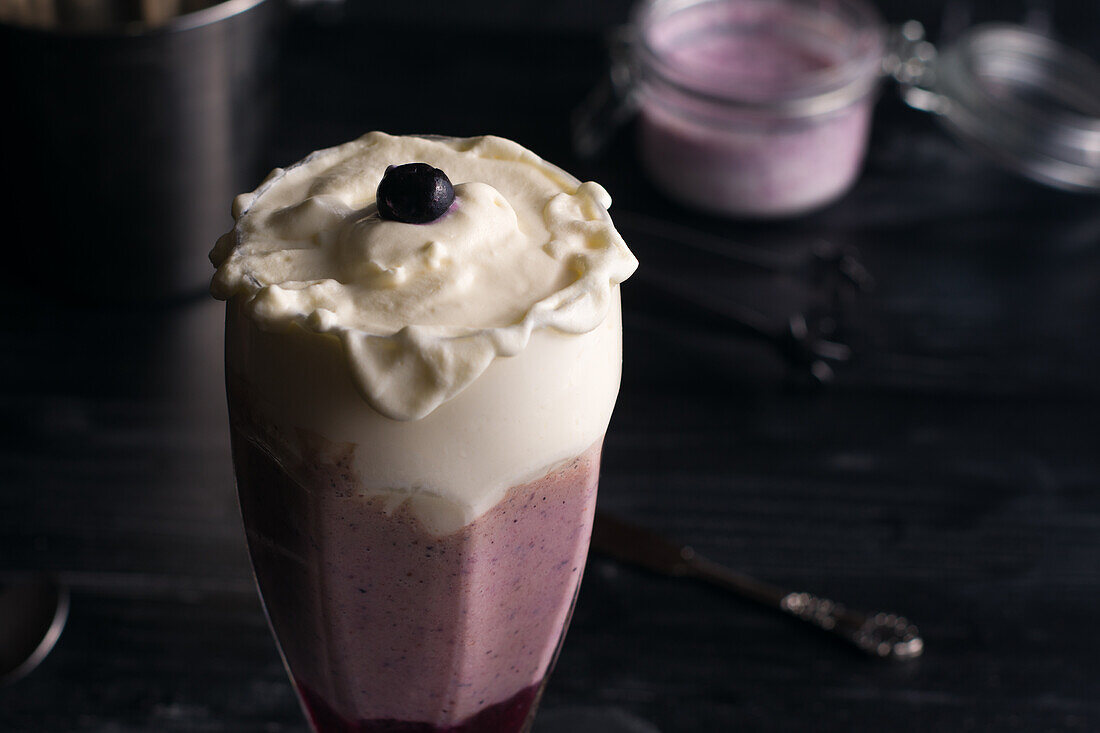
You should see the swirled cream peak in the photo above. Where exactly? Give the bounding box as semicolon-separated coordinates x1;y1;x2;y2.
211;132;638;420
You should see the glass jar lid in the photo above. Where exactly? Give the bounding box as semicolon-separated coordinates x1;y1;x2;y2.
891;21;1100;192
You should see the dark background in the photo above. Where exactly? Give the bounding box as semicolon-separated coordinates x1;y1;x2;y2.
2;0;1099;731
332;0;1099;34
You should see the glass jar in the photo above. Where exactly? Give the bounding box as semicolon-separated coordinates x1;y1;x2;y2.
575;0;1100;218
578;0;885;217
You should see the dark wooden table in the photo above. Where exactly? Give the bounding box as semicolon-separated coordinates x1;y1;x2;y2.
2;5;1099;731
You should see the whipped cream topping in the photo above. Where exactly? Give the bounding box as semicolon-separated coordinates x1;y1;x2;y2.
212;132;638;421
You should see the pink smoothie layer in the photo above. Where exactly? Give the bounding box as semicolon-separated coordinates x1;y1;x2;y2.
639;0;876;216
230;413;601;731
639;101;872;217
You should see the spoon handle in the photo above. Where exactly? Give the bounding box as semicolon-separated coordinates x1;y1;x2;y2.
590;512;923;660
686;554;924;659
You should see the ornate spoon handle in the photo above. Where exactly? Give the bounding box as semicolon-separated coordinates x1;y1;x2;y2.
591;512;924;660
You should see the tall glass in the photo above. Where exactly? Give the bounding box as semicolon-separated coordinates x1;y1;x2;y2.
223;286;624;733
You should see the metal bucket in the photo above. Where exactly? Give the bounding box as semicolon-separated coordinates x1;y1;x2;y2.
0;0;282;300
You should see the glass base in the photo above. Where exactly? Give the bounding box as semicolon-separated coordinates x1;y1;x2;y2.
298;682;541;732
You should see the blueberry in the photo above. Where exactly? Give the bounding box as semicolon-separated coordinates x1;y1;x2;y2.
376;163;455;224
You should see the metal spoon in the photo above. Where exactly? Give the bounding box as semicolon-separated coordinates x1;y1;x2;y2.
0;574;70;685
591;512;924;660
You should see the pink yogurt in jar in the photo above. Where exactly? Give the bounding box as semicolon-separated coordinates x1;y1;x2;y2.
632;0;885;217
